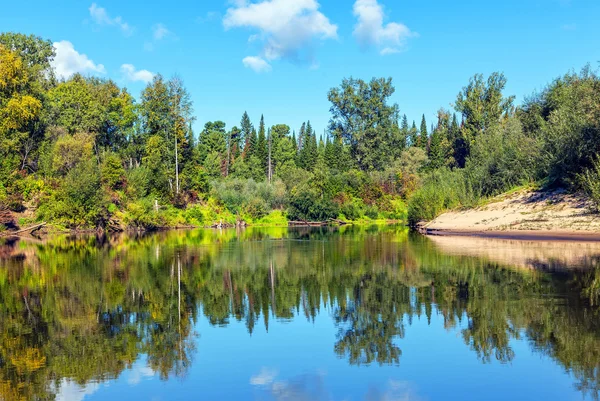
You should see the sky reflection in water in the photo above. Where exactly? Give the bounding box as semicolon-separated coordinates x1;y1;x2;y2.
1;226;599;401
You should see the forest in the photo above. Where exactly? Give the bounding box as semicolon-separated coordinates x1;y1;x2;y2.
1;31;600;230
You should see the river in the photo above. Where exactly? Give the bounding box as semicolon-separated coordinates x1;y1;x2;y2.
1;226;599;400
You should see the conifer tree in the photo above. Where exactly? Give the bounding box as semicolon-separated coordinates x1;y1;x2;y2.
409;121;418;147
248;127;258;157
419;114;428;149
256;114;268;173
240;111;253;158
324;135;337;170
292;130;297;154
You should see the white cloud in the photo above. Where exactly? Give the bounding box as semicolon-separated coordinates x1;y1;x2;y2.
250;368;278;386
353;0;417;55
242;56;272;73
120;64;155;83
196;11;219;24
152;23;172;40
224;0;337;69
126;361;156;385
55;379;101;401
89;3;133;35
51;41;106;80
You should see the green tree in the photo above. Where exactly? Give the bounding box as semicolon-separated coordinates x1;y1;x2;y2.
419;114;428;149
240;111;253;157
274;136;296;175
455;72;515;156
328;77;399;171
256;115;268;173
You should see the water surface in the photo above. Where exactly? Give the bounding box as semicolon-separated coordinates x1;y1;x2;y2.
1;226;600;401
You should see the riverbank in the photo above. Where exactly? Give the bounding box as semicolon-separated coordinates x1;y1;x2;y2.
419;188;600;240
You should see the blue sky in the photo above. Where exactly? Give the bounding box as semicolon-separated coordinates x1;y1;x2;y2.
1;0;599;137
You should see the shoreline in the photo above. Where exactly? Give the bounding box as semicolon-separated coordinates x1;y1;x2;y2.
422;228;600;242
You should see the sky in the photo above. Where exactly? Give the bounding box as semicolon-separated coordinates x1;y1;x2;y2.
1;0;599;137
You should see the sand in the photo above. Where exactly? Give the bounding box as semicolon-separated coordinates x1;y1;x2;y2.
421;188;600;239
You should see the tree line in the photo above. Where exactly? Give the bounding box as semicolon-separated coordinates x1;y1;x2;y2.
1;31;599;229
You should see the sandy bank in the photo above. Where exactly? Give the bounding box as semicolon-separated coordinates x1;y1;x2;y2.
421;188;600;240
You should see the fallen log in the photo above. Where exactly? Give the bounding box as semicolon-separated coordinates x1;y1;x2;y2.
288;219;348;227
0;222;46;237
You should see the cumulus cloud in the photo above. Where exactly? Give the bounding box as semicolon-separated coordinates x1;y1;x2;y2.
242;56;272;73
51;41;106;80
152;23;172;40
353;0;417;55
224;0;337;71
55;379;100;401
250;368;278;385
120;64;155;83
89;3;133;35
126;361;156;386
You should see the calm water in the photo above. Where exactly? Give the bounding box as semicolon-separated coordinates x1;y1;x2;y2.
2;226;600;401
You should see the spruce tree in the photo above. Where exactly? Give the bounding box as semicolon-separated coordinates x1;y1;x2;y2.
240;111;253;158
419;114;428;149
292;130;298;155
248;128;258;157
324;135;337;170
409;121;418;147
256;115;267;172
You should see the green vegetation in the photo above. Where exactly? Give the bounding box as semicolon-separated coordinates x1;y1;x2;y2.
1;31;598;230
408;67;600;224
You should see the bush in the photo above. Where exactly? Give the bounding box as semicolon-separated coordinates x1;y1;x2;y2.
38;160;106;228
288;185;339;221
407;168;473;226
579;157;600;211
126;167;150;200
339;197;365;221
211;178;287;216
101;153;126;190
184;204;205;225
123;198;160;229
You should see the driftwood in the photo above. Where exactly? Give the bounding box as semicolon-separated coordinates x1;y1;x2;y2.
288;218;349;227
0;222;46;237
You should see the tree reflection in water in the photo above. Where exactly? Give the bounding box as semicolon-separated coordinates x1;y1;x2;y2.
1;226;600;400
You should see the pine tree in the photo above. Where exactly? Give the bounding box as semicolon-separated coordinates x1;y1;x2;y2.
401;114;409;134
308;128;319;170
419;114;428;149
324;135;336;170
267;127;272;182
248;127;258;157
429;110;453;169
298;122;306;151
450;113;467;168
318;137;326;162
409;121;418;147
292;130;298;155
256;114;268;173
240;111;253;158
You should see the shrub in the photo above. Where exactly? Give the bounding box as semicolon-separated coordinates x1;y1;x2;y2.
288;185;339;221
126;167;150;200
579;157;600;211
407;168;473;226
101;153;126;190
37;160;105;228
123;199;159;229
339;197;365;221
184;205;205;225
